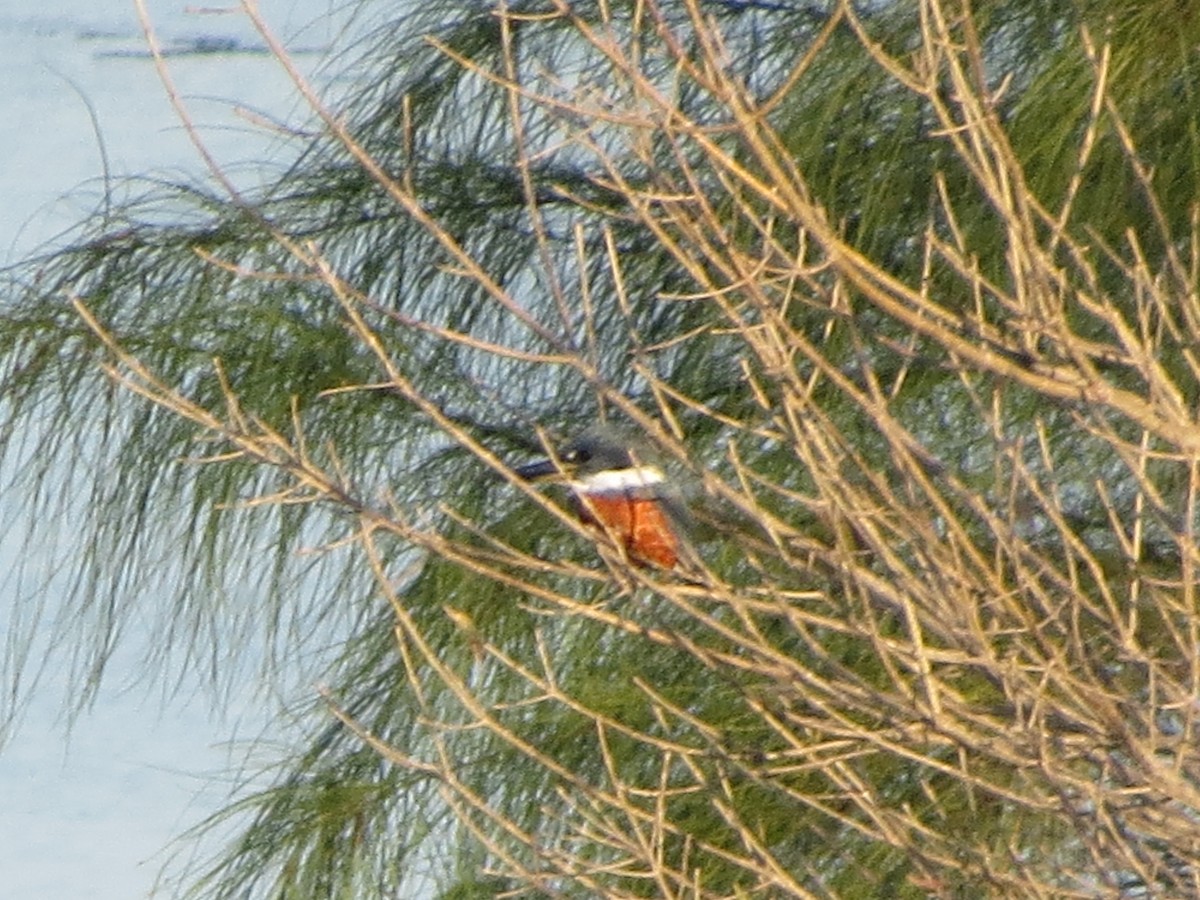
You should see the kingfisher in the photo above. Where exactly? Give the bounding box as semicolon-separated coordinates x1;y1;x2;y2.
515;430;684;569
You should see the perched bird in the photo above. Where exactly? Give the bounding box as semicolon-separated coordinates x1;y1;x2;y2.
515;429;683;569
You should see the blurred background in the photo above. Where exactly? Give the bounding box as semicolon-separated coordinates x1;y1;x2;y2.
0;3;339;896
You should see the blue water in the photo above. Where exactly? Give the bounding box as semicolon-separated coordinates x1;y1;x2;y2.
0;3;349;896
1;1;338;261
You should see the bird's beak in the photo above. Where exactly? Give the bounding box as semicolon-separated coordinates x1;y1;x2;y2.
514;458;568;482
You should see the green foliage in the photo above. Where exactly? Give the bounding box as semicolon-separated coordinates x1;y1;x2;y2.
6;0;1200;896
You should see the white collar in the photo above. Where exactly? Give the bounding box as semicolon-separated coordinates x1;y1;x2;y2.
569;465;665;494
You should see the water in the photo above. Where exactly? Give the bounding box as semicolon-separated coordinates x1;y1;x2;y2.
0;2;349;896
1;2;342;262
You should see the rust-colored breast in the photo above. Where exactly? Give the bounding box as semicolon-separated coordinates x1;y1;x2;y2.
576;492;679;568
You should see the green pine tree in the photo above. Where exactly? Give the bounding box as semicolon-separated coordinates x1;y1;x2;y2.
6;1;1200;896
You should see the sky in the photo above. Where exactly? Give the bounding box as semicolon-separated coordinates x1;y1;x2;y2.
0;2;349;896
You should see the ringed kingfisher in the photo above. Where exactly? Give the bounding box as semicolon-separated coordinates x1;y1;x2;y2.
515;430;684;569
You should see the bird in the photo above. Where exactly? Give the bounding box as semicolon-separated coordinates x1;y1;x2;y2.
514;429;684;569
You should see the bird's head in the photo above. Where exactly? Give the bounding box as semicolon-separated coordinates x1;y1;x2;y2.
514;429;661;491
